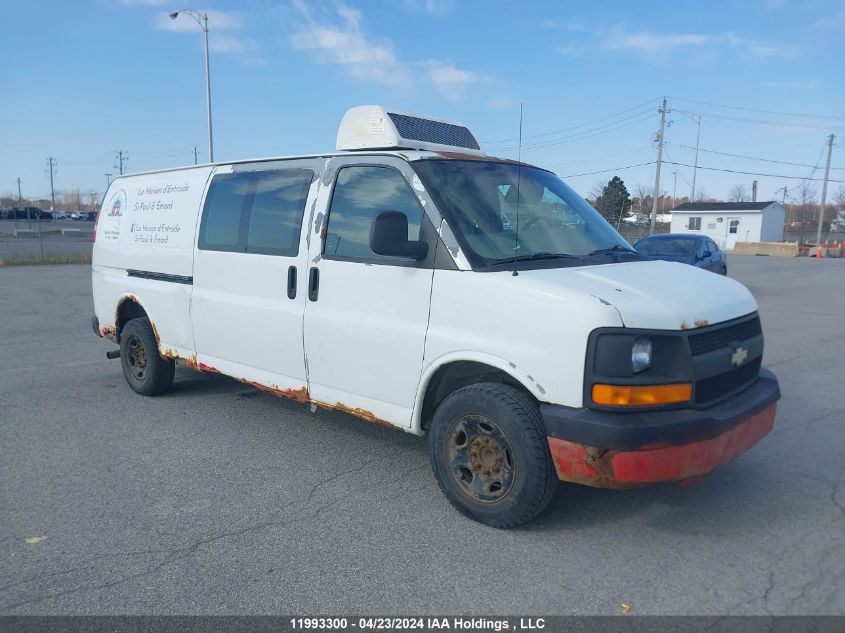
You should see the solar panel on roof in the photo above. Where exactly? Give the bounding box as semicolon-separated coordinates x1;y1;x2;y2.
387;112;480;151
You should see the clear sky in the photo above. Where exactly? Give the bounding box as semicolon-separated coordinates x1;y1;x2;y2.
1;0;844;205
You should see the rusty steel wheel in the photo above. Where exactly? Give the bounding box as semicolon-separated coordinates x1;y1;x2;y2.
125;334;148;384
428;382;558;528
446;414;516;503
119;317;175;396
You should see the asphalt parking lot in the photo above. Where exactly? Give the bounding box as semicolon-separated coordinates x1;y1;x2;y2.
1;256;843;615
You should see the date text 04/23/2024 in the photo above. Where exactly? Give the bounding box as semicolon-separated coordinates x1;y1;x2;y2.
290;618;546;631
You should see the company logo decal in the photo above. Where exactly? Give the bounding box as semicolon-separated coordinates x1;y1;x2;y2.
730;346;748;367
102;189;127;242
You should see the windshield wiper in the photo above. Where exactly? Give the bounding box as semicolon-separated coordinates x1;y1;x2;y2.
587;245;639;257
494;252;582;264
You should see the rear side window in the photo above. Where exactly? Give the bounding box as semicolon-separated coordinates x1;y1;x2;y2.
324;166;422;262
199;168;313;256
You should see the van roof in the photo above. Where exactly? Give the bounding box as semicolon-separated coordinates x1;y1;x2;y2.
110;149;540;180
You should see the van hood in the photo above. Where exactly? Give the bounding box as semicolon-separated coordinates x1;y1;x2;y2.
522;260;757;330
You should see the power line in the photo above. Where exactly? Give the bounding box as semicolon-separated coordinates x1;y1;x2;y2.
662;160;845;183
483;97;659;144
560;161;657;179
676;110;845;131
662;146;694;191
669;96;845;122
502;112;655;151
544;146;653;169
673;144;845;170
802;143;828;184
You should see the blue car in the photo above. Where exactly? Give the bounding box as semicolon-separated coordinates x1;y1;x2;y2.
633;233;727;275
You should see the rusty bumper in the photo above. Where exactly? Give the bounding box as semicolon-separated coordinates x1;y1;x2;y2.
541;369;780;488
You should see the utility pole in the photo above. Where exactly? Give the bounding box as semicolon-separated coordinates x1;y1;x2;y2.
46;157;57;211
752;180;758;203
16;177;22;202
690;113;701;201
650;98;668;235
816;134;835;247
115;151;128;175
194;146;199;165
776;186;790;224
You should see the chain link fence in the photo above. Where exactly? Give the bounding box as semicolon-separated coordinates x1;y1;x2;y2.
0;218;94;265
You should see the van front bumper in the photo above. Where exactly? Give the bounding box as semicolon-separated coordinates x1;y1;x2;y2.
540;368;779;488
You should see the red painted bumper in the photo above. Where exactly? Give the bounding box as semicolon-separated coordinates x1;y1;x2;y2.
548;402;777;488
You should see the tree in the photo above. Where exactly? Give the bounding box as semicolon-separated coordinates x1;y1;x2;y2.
593;176;632;225
694;187;711;202
790;180;818;227
587;180;607;207
729;183;749;202
832;185;845;229
632;183;653;221
834;184;845;210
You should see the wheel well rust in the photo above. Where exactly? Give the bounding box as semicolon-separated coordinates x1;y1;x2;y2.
114;295;148;342
420;361;534;431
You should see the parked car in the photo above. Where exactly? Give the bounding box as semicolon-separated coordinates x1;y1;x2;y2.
11;206;52;221
91;105;777;527
634;233;727;275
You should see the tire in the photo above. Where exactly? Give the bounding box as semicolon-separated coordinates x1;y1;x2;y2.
721;266;728;276
428;383;558;528
119;317;175;396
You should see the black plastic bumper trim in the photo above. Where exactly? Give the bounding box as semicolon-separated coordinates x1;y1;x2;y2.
540;367;780;451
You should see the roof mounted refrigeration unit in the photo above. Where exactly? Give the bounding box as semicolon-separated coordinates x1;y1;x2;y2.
336;105;485;155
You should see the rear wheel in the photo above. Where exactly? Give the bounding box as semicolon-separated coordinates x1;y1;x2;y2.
721;265;728;276
428;383;557;528
119;317;175;396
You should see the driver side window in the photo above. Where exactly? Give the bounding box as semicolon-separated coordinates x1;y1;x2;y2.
324;166;423;263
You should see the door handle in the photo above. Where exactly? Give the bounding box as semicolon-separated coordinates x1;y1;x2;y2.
308;267;319;302
287;266;297;299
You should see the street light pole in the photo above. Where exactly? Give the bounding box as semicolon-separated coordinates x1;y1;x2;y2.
170;9;214;163
672;171;677;207
691;113;701;201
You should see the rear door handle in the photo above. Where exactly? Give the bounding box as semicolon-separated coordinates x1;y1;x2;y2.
308;267;319;302
287;266;297;299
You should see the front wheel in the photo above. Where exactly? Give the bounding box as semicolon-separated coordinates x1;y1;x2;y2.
428;383;558;528
119;317;175;396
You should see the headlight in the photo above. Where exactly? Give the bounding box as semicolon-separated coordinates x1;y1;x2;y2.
631;337;652;373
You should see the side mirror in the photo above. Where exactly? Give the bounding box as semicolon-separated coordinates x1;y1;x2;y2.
702;250;712;258
370;211;428;260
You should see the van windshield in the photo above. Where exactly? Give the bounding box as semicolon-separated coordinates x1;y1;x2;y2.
412;159;636;270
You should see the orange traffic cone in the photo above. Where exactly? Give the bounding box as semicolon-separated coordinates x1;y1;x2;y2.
816;245;825;258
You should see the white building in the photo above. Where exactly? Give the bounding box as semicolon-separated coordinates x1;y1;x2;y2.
669;201;786;251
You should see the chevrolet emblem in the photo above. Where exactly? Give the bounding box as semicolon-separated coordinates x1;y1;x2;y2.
731;346;748;367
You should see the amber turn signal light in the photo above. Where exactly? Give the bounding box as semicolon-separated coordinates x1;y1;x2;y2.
592;382;692;406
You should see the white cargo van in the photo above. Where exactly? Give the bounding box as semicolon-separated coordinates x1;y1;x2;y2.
92;106;780;527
